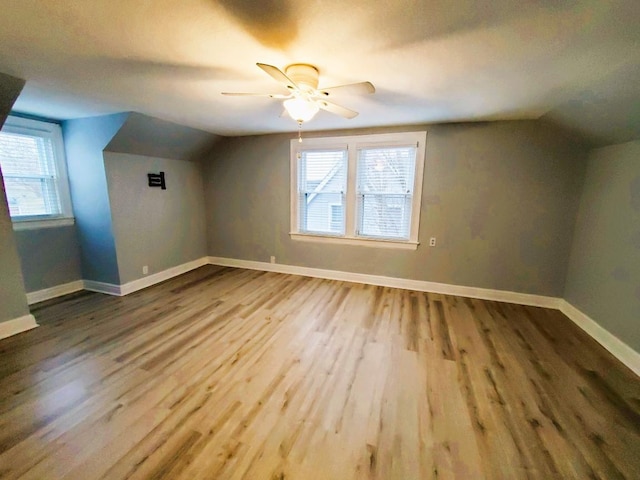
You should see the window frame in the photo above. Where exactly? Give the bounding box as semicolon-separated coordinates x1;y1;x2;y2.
290;131;427;250
0;115;74;230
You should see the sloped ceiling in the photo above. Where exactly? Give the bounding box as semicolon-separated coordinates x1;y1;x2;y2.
0;73;25;128
0;0;638;145
106;113;223;161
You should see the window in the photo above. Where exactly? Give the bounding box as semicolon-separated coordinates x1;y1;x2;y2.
0;115;73;228
297;149;347;236
290;131;426;249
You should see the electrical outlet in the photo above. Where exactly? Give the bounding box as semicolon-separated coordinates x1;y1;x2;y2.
429;237;436;247
142;265;149;275
270;256;276;264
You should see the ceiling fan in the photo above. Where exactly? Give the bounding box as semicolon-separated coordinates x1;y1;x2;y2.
222;63;375;124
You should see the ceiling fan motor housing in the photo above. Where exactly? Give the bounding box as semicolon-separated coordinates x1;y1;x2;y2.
285;64;319;92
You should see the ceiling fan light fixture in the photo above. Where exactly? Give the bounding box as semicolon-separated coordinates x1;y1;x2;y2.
222;63;374;126
284;97;319;123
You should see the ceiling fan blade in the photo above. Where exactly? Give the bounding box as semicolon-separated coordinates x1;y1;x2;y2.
317;100;359;119
317;81;375;97
221;92;290;98
257;63;299;91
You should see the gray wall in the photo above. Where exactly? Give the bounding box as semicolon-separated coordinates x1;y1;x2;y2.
27;112;215;288
104;152;207;284
63;113;128;284
0;72;30;322
8;117;83;294
204;120;587;297
14;225;82;292
564;140;640;352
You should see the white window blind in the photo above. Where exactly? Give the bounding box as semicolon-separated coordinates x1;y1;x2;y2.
356;146;416;240
298;149;347;235
0;116;72;222
0;131;61;217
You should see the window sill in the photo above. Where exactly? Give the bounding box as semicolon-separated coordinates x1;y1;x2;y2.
12;217;75;231
290;232;419;250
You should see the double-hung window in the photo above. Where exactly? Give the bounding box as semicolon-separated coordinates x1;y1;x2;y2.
291;131;426;249
0;115;73;228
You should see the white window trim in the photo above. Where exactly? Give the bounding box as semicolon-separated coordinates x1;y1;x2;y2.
12;217;75;231
1;115;74;227
290;131;427;250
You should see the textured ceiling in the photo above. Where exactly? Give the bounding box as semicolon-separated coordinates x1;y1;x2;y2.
0;0;638;143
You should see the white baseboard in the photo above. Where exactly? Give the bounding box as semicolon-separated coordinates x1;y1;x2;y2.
0;314;38;340
82;257;210;297
119;257;209;295
83;279;122;296
207;256;561;309
26;280;84;305
28;257;209;299
559;300;640;377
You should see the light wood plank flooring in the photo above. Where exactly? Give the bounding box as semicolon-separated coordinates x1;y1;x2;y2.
0;265;638;479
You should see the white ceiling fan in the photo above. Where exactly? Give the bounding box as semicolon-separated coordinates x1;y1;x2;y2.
222;63;375;123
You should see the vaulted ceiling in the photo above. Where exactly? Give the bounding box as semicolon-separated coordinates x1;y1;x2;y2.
0;0;638;145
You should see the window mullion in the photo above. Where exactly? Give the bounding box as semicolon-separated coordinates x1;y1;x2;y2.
344;144;358;237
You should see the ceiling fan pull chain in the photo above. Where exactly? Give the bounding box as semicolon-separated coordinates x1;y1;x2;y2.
298;121;303;143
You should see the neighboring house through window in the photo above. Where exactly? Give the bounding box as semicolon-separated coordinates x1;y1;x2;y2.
290;131;426;249
0;115;73;229
329;203;343;233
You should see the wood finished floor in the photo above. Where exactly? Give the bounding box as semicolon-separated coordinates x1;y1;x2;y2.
0;265;638;480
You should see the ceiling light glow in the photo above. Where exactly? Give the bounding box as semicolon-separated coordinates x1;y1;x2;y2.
284;97;319;123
